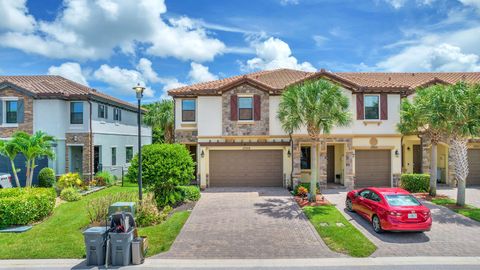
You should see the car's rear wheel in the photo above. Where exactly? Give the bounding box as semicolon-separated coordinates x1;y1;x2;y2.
346;198;354;212
372;215;384;233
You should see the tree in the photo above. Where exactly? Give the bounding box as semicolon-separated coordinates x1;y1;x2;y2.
143;100;174;144
278;79;351;201
13;131;55;187
0;139;21;187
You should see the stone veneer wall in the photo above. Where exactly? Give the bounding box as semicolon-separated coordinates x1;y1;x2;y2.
292;137;354;190
65;133;93;181
175;129;198;143
0;88;33;137
222;84;269;136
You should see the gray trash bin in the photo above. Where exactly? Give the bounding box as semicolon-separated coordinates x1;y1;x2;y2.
109;230;133;266
83;227;107;266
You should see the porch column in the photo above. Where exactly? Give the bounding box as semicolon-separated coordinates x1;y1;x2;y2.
318;141;327;190
344;139;354;190
292;139;302;187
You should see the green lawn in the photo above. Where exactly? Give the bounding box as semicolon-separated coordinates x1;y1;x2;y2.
303;205;377;257
431;198;480;222
0;185;190;259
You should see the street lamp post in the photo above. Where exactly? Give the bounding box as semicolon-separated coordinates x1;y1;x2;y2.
133;83;145;202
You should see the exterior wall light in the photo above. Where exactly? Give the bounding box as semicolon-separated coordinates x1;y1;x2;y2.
395;149;400;157
201;150;205;158
287;149;291;158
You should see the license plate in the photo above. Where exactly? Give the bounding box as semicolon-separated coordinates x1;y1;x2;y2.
408;213;417;219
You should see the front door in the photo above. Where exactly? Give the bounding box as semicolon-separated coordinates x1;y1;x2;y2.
94;146;101;174
413;145;422;174
327;145;335;183
70;146;83;174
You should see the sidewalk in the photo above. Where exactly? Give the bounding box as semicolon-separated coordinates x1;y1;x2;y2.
1;257;480;270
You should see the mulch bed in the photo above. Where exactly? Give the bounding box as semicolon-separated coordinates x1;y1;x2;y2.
413;192;450;201
294;194;331;207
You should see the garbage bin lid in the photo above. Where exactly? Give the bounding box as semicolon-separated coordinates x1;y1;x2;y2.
83;226;107;235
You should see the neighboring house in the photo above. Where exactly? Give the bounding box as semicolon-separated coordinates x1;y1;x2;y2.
169;69;480;190
0;76;152;185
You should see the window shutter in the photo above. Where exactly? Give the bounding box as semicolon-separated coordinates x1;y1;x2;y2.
253;95;261;121
119;109;122;121
0;101;3;125
105;106;108;119
230;94;238;121
380;93;388;120
17;99;24;123
98;104;102;118
356;94;364;120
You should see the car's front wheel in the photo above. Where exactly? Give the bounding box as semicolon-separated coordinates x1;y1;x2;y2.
346;198;354;212
372;215;384;233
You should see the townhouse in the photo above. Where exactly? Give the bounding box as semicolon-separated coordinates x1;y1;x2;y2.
168;69;480;190
0;76;152;185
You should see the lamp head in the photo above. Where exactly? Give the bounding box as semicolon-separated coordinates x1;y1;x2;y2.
133;83;145;99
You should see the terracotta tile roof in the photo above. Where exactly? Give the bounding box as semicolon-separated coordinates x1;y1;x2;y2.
0;75;139;111
169;69;480;96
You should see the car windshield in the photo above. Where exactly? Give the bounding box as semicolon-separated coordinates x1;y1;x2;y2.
385;195;421;206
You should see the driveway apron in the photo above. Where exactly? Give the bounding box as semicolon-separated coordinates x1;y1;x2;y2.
323;189;480;257
156;187;339;259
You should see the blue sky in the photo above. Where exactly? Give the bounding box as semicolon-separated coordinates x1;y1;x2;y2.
0;0;479;103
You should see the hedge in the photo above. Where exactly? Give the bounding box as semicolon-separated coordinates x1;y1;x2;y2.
400;174;430;193
177;186;201;202
0;188;56;227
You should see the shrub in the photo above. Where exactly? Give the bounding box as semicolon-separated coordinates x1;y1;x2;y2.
135;193;172;227
294;182;320;195
177;185;201;202
126;144;195;207
0;188;56;227
297;186;308;198
57;173;83;190
95;171;115;186
60;187;82;202
86;191;138;224
38;168;56;188
400;174;430;193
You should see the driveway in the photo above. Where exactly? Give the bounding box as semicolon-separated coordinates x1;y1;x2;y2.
323;189;480;257
156;187;338;259
437;186;480;207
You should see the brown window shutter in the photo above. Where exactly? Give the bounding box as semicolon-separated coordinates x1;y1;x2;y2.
230;94;238;121
356;94;364;120
380;93;388;120
253;95;261;121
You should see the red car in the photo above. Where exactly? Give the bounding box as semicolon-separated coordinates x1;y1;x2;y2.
346;187;432;233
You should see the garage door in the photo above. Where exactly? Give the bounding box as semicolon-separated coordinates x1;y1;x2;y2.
467;149;480;186
209;150;283;187
355;150;391;188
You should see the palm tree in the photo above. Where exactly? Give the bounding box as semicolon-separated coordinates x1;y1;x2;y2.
13;131;55;187
278;79;351;201
0;139;21;187
143;100;175;144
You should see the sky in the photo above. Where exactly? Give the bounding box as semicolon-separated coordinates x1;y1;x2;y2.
0;0;479;103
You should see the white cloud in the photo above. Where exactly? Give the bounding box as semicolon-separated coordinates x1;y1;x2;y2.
242;37;316;72
280;0;299;5
94;64;155;98
0;0;225;62
312;35;329;47
0;0;35;32
188;62;218;83
384;0;406;9
136;58;160;83
47;62;89;86
460;0;480;12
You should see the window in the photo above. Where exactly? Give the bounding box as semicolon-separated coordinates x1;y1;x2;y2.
111;147;117;166
359;189;372;199
369;192;382;202
98;104;107;119
385;195;421;206
113;108;122;121
364;95;380;120
126;146;133;163
182;99;196;122
238;97;253;120
70;102;83;124
300;146;311;170
5;101;18;124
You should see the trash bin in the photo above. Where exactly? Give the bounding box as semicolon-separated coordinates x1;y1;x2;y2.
109;230;134;266
108;202;136;216
83;227;107;266
131;236;148;265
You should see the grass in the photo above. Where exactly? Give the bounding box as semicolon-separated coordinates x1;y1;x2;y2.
431;198;480;222
303;205;377;257
0;185;190;259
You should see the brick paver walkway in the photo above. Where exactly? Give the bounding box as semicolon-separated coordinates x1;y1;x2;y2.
156;187;339;259
323;189;480;257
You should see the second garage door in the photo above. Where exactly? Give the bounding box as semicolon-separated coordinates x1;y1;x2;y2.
209;150;283;187
355;150;391;188
467;149;480;186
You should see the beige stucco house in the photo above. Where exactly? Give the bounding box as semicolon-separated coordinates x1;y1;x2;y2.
168;69;480;190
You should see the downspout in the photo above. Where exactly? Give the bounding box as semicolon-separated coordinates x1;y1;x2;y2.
172;97;176;143
88;100;93;182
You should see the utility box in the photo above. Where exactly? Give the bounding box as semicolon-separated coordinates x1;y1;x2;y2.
108;202;135;216
83;227;107;266
109;230;134;266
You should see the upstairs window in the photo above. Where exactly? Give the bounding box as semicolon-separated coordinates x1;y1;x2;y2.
70;102;83;124
6;101;18;124
182;99;195;122
364;95;380;120
98;104;108;119
300;146;311;170
113;108;122;121
238;97;253;121
126;146;133;163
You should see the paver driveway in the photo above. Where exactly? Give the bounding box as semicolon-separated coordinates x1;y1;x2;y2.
323;189;480;257
156;187;338;259
437;186;480;207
